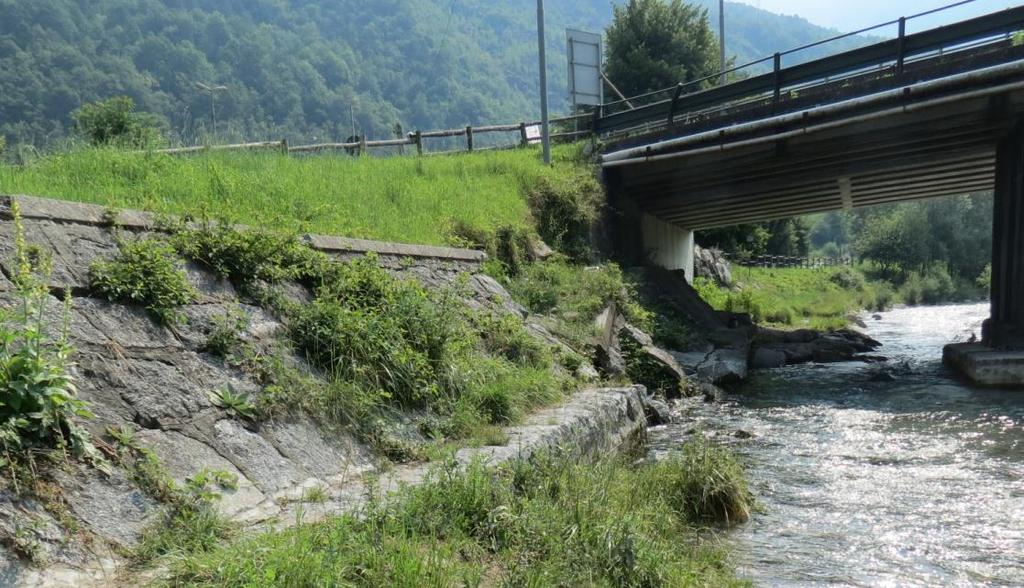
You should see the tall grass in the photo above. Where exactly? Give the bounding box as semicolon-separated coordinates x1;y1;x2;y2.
0;145;588;246
163;446;749;587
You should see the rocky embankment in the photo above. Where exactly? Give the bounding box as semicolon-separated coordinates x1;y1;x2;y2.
0;195;660;587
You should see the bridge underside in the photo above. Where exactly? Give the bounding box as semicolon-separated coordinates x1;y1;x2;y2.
606;86;1024;230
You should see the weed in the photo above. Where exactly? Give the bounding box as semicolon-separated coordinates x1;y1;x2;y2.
202;307;249;358
207;386;257;420
650;436;752;525
89;235;197;325
1;201;95;492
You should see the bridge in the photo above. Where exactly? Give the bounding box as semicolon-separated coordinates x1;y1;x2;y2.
595;4;1024;384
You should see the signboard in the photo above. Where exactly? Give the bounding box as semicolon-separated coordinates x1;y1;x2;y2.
566;29;603;108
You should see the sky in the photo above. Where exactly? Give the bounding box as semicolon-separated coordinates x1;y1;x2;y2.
736;0;1021;33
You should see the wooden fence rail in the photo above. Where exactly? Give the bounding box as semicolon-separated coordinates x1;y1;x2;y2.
148;111;598;158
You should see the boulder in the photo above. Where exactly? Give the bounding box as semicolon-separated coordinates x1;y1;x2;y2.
693;246;732;286
640;394;673;425
752;347;787;369
620;324;688;397
695;348;748;385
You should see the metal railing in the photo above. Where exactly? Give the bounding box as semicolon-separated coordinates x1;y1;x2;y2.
595;2;1024;140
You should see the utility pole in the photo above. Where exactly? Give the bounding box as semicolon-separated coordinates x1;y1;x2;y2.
719;0;726;85
537;0;551;165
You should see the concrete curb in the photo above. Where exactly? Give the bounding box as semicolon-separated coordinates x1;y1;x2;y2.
1;194;487;263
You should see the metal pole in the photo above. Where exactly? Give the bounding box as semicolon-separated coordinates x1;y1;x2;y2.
719;0;726;85
537;0;551;165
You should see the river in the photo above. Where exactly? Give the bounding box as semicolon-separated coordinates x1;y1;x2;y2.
649;303;1024;587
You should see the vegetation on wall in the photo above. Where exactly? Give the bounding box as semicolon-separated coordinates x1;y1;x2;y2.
1;203;95;491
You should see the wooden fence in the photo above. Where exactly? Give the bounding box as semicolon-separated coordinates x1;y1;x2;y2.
150;112;596;157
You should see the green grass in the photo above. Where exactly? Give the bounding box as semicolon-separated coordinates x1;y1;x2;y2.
0;145;588;246
695;266;894;330
162;446;749;587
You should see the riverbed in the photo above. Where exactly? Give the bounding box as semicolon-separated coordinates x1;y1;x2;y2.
650;303;1024;587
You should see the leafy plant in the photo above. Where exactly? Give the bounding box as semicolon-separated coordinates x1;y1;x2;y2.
89;236;197;325
71;96;163;147
1;201;94;491
208;386;257;420
203;307;249;358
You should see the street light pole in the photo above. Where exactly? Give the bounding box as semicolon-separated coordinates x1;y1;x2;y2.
537;0;551;165
719;0;726;85
195;82;228;138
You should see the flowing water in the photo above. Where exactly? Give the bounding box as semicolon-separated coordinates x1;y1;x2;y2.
649;303;1024;587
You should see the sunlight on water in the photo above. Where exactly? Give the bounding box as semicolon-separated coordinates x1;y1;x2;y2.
649;303;1024;587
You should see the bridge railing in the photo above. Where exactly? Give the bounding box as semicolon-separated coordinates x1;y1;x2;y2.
596;3;1024;140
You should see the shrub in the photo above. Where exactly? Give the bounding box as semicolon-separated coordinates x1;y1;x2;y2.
474;312;550;368
899;264;956;305
977;264;992;291
90;236;197;325
650;436;752;525
72;96;164;148
620;334;683;396
170;222;320;288
1;203;94;487
526;170;602;262
829;267;866;291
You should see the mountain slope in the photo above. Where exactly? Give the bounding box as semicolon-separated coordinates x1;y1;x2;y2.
0;0;878;147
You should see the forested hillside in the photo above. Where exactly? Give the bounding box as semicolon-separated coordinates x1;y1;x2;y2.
1;0;879;147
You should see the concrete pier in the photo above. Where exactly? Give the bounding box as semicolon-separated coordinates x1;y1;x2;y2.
945;121;1024;387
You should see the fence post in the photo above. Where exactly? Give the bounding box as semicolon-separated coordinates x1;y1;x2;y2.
280;138;289;154
519;123;529;147
896;17;906;76
359;134;367;156
772;52;782;113
414;131;423;156
466;126;474;152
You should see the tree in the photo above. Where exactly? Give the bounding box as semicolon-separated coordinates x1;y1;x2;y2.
72;96;164;147
604;0;721;99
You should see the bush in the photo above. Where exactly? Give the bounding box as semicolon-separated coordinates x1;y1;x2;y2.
526;170;602;262
829;266;866;290
72;96;164;148
650;436;752;525
899;264;956;305
475;312;551;368
90;236;198;325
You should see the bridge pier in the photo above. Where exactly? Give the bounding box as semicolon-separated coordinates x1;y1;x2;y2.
945;120;1024;387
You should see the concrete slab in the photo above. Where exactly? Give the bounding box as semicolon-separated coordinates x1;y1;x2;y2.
943;343;1024;387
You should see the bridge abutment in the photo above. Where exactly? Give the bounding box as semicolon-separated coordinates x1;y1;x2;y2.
641;214;695;282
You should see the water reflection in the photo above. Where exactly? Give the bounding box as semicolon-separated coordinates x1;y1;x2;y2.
649;303;1024;586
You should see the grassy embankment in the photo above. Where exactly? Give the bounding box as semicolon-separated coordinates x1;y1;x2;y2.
693;266;895;330
694;261;988;330
0;145;545;245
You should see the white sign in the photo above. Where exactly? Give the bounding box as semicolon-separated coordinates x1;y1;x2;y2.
567;29;603;107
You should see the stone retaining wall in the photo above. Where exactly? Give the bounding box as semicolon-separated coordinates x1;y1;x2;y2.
0;195;648;587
